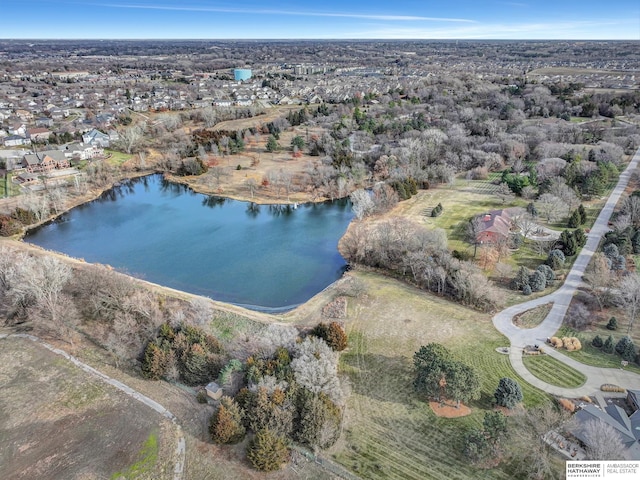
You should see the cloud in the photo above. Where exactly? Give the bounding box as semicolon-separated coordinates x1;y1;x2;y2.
93;2;476;23
337;19;639;40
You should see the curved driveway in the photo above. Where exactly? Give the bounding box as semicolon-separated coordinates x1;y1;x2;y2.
493;147;640;396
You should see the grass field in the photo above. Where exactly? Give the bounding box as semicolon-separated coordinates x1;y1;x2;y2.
522;355;587;388
333;271;550;480
0;337;173;480
105;149;134;166
0;174;22;197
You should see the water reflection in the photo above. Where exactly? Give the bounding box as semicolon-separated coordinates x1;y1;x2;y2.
25;174;353;310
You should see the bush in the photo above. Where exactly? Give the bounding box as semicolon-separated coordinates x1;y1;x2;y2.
615;335;633;355
0;215;22;237
529;270;547;292
522;285;532;296
246;429;289;471
606;317;618;330
592;335;603;348
603;335;615;354
494;377;523;409
196;390;209;404
563;337;582;352
310;322;348;351
463;428;491;463
601;384;626;393
558;398;576;413
550;336;563;348
431;203;444;217
536;264;555;285
546;249;565;270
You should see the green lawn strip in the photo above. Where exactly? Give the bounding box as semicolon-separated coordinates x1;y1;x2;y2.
110;431;159;480
522;355;586;388
555;326;640;374
513;303;553;329
105;149;134;166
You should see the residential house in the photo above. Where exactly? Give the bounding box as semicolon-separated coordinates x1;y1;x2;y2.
82;128;111;148
64;142;103;160
571;403;640;460
3;135;30;147
28;128;52;143
35;117;54;128
21;150;70;173
476;209;513;244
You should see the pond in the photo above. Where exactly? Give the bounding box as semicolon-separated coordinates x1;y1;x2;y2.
25;175;354;311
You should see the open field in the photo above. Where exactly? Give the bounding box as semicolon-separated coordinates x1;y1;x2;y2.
0;337;174;480
333;271;549;480
522;355;587;388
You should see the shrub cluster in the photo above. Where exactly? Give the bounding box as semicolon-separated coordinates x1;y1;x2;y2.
0;208;40;236
141;322;224;385
310;322;348;351
592;334;639;364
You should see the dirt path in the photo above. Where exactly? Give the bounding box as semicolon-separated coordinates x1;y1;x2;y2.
0;333;186;480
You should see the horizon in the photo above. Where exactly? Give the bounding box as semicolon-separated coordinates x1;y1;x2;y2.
2;1;639;40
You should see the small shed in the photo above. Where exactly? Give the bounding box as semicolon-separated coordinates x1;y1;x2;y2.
205;382;223;400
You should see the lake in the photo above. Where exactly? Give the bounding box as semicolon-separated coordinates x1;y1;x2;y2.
25;175;353;311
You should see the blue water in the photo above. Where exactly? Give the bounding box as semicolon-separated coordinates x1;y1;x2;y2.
25;175;353;311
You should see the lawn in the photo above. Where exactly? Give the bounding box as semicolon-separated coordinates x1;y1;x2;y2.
0;173;22;197
396;179;526;254
333;271;550;480
105;149;134;166
555;325;640;375
513;303;553;329
522;355;587;388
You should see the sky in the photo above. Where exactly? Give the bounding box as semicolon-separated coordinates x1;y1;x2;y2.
1;0;639;40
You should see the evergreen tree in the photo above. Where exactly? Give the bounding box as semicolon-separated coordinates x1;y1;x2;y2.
483;411;508;446
529;270;547;292
622;342;637;363
592;335;603;348
606;317;618;330
615;336;633;356
578;204;587;224
463;429;491;463
546;249;565;270
209;396;246;444
568;210;581;228
512;266;531;291
494;377;523;409
246;429;289;472
603;335;615;354
266;135;279;152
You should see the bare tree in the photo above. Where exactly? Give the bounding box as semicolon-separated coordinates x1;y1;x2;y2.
536;193;568;223
117;124;145;154
466;215;485;258
621;196;640;227
495;182;515;204
619;273;640;334
582;419;628;460
350;189;375;220
584;253;613;311
512;211;538;243
508;403;574;480
245;178;258;199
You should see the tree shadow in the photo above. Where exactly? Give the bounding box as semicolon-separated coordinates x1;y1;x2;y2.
341;352;416;405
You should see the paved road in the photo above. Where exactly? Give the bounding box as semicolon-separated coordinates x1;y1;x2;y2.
493;147;640;396
0;333;186;480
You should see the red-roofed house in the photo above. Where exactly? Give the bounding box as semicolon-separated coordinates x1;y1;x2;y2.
477;209;512;244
